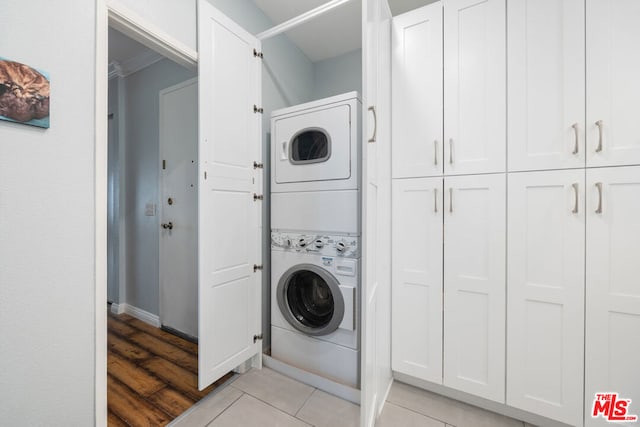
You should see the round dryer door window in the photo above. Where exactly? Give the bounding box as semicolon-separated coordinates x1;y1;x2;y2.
277;264;345;336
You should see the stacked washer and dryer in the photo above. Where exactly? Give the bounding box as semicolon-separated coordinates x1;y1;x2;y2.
270;92;362;389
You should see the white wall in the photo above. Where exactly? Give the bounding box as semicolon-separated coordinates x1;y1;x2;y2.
313;49;363;100
0;1;97;425
121;59;196;315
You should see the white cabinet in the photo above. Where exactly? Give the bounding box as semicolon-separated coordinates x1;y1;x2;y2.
506;170;585;426
391;174;506;399
587;0;640;168
444;0;506;175
392;0;505;178
507;0;585;171
392;178;443;383
392;3;443;178
443;174;506;402
585;166;640;427
508;0;640;171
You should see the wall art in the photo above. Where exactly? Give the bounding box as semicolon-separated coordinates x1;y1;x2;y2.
0;57;50;129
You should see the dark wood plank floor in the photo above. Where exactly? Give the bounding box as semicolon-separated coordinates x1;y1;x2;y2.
107;310;233;426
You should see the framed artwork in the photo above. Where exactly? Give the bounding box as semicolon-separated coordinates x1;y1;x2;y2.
0;57;50;129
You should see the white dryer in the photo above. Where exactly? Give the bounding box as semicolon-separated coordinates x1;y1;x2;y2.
271;91;361;193
271;92;361;234
270;231;360;388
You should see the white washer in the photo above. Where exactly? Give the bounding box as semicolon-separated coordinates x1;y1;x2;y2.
271;231;360;388
271;91;361;193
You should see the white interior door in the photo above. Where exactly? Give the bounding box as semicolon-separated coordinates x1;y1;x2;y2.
362;0;393;425
159;78;198;338
197;0;262;390
507;170;585;425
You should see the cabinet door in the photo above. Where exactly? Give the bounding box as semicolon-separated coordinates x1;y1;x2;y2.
392;178;443;383
507;170;585;426
587;0;640;167
508;0;585;172
392;3;443;178
444;0;506;175
443;174;506;402
585;166;640;427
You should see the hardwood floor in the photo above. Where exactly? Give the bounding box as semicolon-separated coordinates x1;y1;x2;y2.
107;311;233;426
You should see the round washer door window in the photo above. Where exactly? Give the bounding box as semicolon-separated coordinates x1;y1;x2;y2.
277;264;344;336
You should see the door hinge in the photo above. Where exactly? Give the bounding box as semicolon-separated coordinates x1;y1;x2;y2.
253;333;263;343
253;161;264;169
253;105;264;114
253;193;264;201
253;49;263;58
162;159;166;170
253;264;264;272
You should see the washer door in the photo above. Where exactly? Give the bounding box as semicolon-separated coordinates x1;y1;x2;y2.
277;264;345;336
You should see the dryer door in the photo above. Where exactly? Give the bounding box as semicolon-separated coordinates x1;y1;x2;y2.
277;264;345;336
274;105;352;184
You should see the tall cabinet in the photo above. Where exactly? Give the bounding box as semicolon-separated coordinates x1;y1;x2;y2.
585;167;640;427
391;0;507;404
392;0;640;426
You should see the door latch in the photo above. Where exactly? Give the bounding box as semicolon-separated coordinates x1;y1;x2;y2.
253;193;264;201
253;161;264;169
253;105;264;114
253;333;263;343
161;222;174;230
253;264;263;272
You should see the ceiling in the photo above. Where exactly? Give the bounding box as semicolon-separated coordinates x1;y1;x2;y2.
108;27;154;64
108;1;436;66
252;0;435;62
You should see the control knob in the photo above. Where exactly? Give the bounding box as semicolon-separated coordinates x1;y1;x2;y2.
298;237;307;248
336;242;347;254
314;239;324;249
284;238;292;248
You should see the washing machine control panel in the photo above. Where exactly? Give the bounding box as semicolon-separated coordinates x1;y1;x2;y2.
271;232;359;258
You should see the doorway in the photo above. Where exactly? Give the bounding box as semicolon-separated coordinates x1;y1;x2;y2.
106;25;217;425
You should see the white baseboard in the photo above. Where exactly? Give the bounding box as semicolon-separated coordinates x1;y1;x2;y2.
392;371;571;427
112;303;160;327
263;354;360;405
110;303;125;315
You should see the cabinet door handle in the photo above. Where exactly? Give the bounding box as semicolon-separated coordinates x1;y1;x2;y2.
572;123;579;155
281;141;288;160
449;187;453;213
368;106;377;143
595;120;603;153
434;140;439;166
572;183;579;214
595;182;603;214
449;139;454;164
434;188;438;213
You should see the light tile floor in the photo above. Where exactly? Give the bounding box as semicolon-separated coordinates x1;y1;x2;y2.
170;368;532;427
